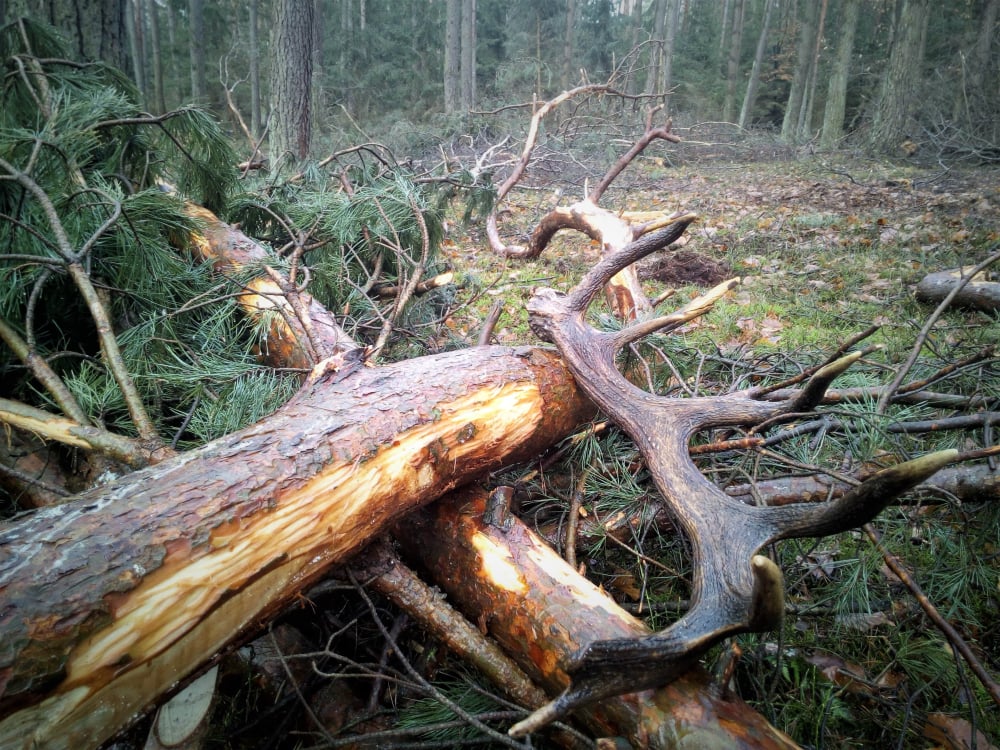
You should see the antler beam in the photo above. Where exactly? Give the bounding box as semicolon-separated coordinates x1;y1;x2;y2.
515;215;956;736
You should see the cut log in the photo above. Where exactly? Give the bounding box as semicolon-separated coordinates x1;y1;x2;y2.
0;345;594;750
401;487;800;749
915;267;1000;312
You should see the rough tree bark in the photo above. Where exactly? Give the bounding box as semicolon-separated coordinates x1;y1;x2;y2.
403;487;801;749
0;346;594;750
269;0;314;161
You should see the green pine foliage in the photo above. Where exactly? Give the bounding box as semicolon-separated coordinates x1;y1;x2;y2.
1;19;444;450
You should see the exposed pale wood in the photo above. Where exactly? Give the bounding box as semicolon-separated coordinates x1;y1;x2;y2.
184;204;358;369
0;345;594;750
403;487;801;749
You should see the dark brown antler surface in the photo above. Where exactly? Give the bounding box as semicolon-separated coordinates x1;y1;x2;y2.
514;216;956;736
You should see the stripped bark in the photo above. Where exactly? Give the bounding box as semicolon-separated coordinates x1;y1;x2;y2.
402;487;800;749
0;345;594;750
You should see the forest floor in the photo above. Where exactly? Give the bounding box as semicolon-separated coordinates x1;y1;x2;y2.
422;147;1000;749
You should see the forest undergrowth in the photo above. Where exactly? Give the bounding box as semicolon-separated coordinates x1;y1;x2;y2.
432;144;1000;749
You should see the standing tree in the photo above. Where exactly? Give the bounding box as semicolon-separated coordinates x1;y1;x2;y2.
721;0;745;123
819;0;861;148
461;0;476;111
269;0;314;162
781;0;819;143
867;0;931;152
188;0;206;101
738;0;776;129
5;0;127;69
249;0;262;138
443;0;461;113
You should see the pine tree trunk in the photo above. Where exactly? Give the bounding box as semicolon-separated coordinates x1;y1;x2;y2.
562;0;577;90
443;0;461;113
662;0;680;113
722;0;745;123
269;0;314;162
0;347;594;750
403;488;800;749
739;0;776;129
148;0;165;113
819;0;860;148
188;0;206;101
460;0;476;111
645;0;668;97
867;0;931;152
36;0;128;71
249;0;261;138
781;0;818;143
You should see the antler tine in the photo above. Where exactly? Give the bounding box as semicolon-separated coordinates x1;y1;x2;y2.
564;213;698;314
611;277;739;349
766;449;958;541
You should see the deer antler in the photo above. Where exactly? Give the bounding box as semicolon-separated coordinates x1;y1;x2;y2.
512;215;956;736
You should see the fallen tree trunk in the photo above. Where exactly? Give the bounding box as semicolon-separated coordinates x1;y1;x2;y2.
0;345;594;750
915;267;1000;312
401;487;799;749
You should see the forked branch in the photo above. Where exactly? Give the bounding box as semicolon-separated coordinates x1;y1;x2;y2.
515;215;956;736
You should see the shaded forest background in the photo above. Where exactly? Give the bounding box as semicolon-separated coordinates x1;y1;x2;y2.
2;0;998;164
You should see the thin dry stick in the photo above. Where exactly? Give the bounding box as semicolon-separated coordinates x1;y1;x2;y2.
877;246;1000;415
0;160;165;447
477;302;504;347
348;571;530;750
863;523;1000;709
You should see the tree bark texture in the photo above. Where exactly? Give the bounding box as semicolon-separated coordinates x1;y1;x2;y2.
0;346;594;750
402;487;800;749
443;0;461;114
781;0;818;143
867;0;931;152
183;204;358;369
269;0;314;161
460;0;476;111
915;268;1000;312
819;0;860;148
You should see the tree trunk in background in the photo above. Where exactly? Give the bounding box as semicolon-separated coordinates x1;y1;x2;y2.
722;0;744;123
561;0;576;90
797;0;827;140
460;0;476;111
188;0;206;101
249;0;261;138
867;0;930;152
739;0;775;129
443;0;460;113
662;0;680;113
312;0;326;128
952;0;999;126
31;0;128;70
269;0;314;162
781;0;818;143
645;0;668;97
819;0;860;148
148;0;165;113
126;0;145;98
718;0;732;61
